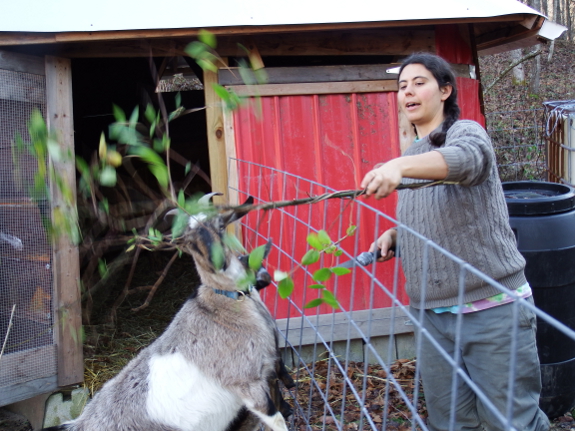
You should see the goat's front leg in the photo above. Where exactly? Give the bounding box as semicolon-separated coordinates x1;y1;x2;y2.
235;382;289;431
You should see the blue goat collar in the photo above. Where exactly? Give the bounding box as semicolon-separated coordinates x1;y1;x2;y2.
212;285;254;300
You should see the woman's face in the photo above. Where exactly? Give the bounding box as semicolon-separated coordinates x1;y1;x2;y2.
397;63;451;136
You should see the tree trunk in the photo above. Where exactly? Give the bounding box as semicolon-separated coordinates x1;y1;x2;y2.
510;49;527;85
529;45;541;94
548;40;555;62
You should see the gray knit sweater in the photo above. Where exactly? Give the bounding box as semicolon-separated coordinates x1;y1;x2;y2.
397;120;527;309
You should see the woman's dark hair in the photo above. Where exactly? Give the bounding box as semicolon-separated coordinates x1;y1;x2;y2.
398;53;460;147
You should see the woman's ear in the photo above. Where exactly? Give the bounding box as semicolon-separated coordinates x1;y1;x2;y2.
440;84;453;101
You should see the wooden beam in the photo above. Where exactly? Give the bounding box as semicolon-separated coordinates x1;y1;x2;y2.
228;80;398;96
45;55;83;387
0;375;58;407
216;29;435;57
219;64;403;86
0;14;532;46
0;345;57;389
0;50;44;75
275;307;413;348
204;59;230;206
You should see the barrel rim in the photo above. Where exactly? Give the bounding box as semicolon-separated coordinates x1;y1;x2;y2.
503;181;575;216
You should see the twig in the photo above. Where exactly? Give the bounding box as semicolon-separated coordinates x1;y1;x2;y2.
0;304;17;366
219;180;458;213
131;251;179;312
483;49;542;95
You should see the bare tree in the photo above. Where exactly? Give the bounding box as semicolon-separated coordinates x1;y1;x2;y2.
510;49;527;85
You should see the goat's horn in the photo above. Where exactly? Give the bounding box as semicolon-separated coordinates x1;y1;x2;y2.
198;192;223;206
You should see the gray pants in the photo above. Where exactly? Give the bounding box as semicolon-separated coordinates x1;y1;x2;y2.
411;298;549;431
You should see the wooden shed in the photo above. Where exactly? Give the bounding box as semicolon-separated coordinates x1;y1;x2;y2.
0;0;565;412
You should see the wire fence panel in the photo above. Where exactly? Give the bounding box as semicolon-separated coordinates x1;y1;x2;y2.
486;109;546;183
233;159;575;431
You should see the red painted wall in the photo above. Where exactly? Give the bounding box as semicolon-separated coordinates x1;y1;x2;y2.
233;93;408;318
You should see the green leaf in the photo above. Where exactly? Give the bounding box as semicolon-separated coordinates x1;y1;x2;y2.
199;29;217;48
313;268;332;282
175;92;182;109
331;267;351;276
97;259;108;278
145;104;156;124
47;138;62;162
129;106;139;126
112;104;126;123
185;162;191;175
149;164;169;189
197;58;218;73
278;277;294;299
211;242;225;270
318;230;331;246
248;244;267;271
322;289;340;309
177;190;185;208
308;284;325;289
324;245;337;254
171;210;189;238
99;197;110;215
301;249;320;265
99;166;117;187
304;298;324;309
75;157;91;179
128;145;165;165
346;225;357;236
306;233;323;251
223;233;246;253
334;249;343;257
273;270;289;282
185;41;206;58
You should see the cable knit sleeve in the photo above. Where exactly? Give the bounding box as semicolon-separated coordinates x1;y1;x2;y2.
434;120;493;187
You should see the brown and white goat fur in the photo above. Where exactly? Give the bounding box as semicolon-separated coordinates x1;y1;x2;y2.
44;203;290;431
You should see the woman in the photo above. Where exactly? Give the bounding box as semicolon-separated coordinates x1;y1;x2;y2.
360;53;549;431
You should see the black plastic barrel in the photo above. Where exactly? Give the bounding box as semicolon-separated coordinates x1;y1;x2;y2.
503;181;575;419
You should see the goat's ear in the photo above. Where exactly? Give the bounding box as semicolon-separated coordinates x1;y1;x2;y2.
220;196;255;227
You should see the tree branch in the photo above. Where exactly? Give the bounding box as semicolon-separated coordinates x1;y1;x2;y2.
483;49;542;95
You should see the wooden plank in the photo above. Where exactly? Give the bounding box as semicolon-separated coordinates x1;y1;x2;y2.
222;63;471;88
204;59;230;206
228;80;398;97
217;28;435;57
0;375;57;407
0;345;57;388
275;307;413;348
0;73;45;104
0;50;44;75
45;56;83;387
220;64;403;86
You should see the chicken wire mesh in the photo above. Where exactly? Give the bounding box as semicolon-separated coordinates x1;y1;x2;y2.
232;159;575;431
0;68;55;392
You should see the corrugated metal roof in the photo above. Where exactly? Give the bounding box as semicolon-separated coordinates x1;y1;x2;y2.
2;0;542;33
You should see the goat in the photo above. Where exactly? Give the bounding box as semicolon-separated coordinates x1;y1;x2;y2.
43;196;290;431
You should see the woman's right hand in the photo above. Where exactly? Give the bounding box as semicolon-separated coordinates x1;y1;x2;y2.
369;228;397;262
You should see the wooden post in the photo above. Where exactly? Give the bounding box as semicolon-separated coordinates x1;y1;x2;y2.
45;56;83;387
204;59;229;205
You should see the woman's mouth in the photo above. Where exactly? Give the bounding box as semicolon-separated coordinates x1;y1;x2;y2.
406;102;420;110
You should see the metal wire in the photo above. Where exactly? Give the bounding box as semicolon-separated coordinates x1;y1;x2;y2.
233;158;575;430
